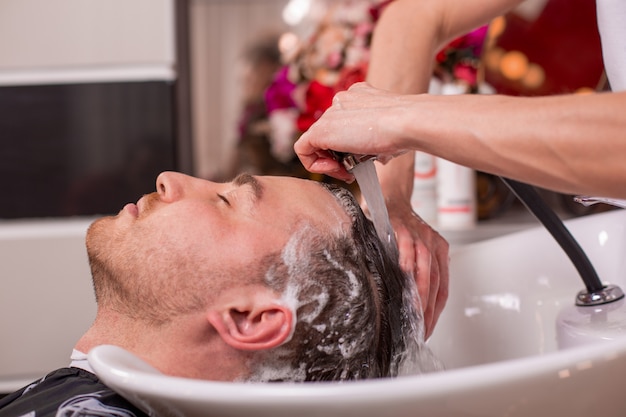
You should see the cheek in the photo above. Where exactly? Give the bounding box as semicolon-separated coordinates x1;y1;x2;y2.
219;227;286;267
140;205;291;274
150;220;258;270
215;222;291;272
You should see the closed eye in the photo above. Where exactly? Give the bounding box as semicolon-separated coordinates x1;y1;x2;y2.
217;193;231;206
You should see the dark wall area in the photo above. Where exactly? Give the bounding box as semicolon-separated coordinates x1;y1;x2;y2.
0;81;177;219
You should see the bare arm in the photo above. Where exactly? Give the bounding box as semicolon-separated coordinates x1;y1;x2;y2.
368;0;526;191
324;0;519;337
359;0;524;337
368;0;524;92
296;83;626;199
393;90;626;199
298;0;625;198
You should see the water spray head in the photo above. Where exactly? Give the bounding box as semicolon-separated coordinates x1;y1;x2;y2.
329;151;376;172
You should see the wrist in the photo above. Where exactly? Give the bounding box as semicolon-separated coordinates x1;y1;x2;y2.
376;152;415;202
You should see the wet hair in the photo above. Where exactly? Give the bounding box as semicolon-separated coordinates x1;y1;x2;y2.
247;183;439;382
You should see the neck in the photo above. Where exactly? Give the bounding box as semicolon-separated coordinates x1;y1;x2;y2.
76;308;251;381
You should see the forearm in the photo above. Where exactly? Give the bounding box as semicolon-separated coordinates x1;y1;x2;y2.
368;0;524;200
368;0;524;93
394;91;626;198
367;0;437;93
367;0;438;200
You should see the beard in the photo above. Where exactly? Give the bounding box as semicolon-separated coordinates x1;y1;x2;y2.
85;215;159;319
85;215;124;276
86;216;111;259
84;211;210;322
85;215;125;305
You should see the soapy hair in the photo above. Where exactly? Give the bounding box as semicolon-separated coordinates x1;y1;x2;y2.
247;183;439;382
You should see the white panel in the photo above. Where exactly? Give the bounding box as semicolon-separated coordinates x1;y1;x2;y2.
0;65;176;86
0;219;96;392
0;0;175;82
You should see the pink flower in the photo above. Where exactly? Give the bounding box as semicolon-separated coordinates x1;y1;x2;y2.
264;67;297;113
454;63;478;86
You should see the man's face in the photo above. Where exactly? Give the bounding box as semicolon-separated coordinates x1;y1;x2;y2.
86;172;350;303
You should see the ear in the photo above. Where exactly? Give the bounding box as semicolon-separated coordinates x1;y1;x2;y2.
207;301;294;351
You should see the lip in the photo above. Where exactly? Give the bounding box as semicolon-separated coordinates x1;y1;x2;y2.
123;203;139;217
134;194;156;218
136;194;150;213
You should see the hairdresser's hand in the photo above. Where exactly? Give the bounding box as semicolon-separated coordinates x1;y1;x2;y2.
370;154;449;340
388;199;449;340
294;83;408;181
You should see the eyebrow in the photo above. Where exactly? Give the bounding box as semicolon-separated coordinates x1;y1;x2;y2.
232;173;264;202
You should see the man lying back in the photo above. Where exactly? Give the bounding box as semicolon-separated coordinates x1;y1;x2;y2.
0;172;438;416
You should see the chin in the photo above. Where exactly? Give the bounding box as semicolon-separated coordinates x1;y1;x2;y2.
85;216;115;260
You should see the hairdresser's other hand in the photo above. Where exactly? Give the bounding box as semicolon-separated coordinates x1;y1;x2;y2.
370;152;449;340
386;198;449;340
294;83;407;181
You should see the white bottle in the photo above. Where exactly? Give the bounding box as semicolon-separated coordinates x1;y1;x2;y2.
436;158;476;229
410;151;438;224
435;81;477;230
410;77;442;224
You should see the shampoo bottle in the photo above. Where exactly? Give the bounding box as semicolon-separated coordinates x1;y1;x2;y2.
436;82;477;229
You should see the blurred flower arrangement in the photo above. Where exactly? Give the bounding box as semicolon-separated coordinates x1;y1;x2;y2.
262;0;488;165
434;25;489;93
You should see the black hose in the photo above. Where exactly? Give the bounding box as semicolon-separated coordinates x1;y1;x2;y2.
500;177;604;293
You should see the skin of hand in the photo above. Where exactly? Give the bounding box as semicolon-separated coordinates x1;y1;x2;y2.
295;0;626;337
372;161;450;340
329;0;454;338
365;1;445;337
292;82;450;337
392;199;449;341
295;82;410;177
307;81;452;339
295;0;527;176
296;82;626;199
296;0;626;200
296;0;524;338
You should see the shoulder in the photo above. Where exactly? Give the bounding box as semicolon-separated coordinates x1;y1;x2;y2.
0;368;147;417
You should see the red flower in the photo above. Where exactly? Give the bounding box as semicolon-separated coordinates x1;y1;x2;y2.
454;63;478;85
296;80;335;132
369;0;393;22
336;63;368;92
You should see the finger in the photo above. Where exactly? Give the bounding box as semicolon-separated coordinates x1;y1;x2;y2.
396;225;433;335
293;135;324;169
294;145;355;181
424;257;441;340
421;232;449;340
307;158;354;182
430;244;450;333
413;238;432;322
389;210;434;336
414;239;435;335
395;225;416;273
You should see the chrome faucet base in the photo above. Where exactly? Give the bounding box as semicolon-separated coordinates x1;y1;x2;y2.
576;284;625;306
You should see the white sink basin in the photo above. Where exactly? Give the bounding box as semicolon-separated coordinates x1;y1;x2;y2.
89;209;626;417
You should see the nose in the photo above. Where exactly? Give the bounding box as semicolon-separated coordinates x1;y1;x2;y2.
156;171;189;202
